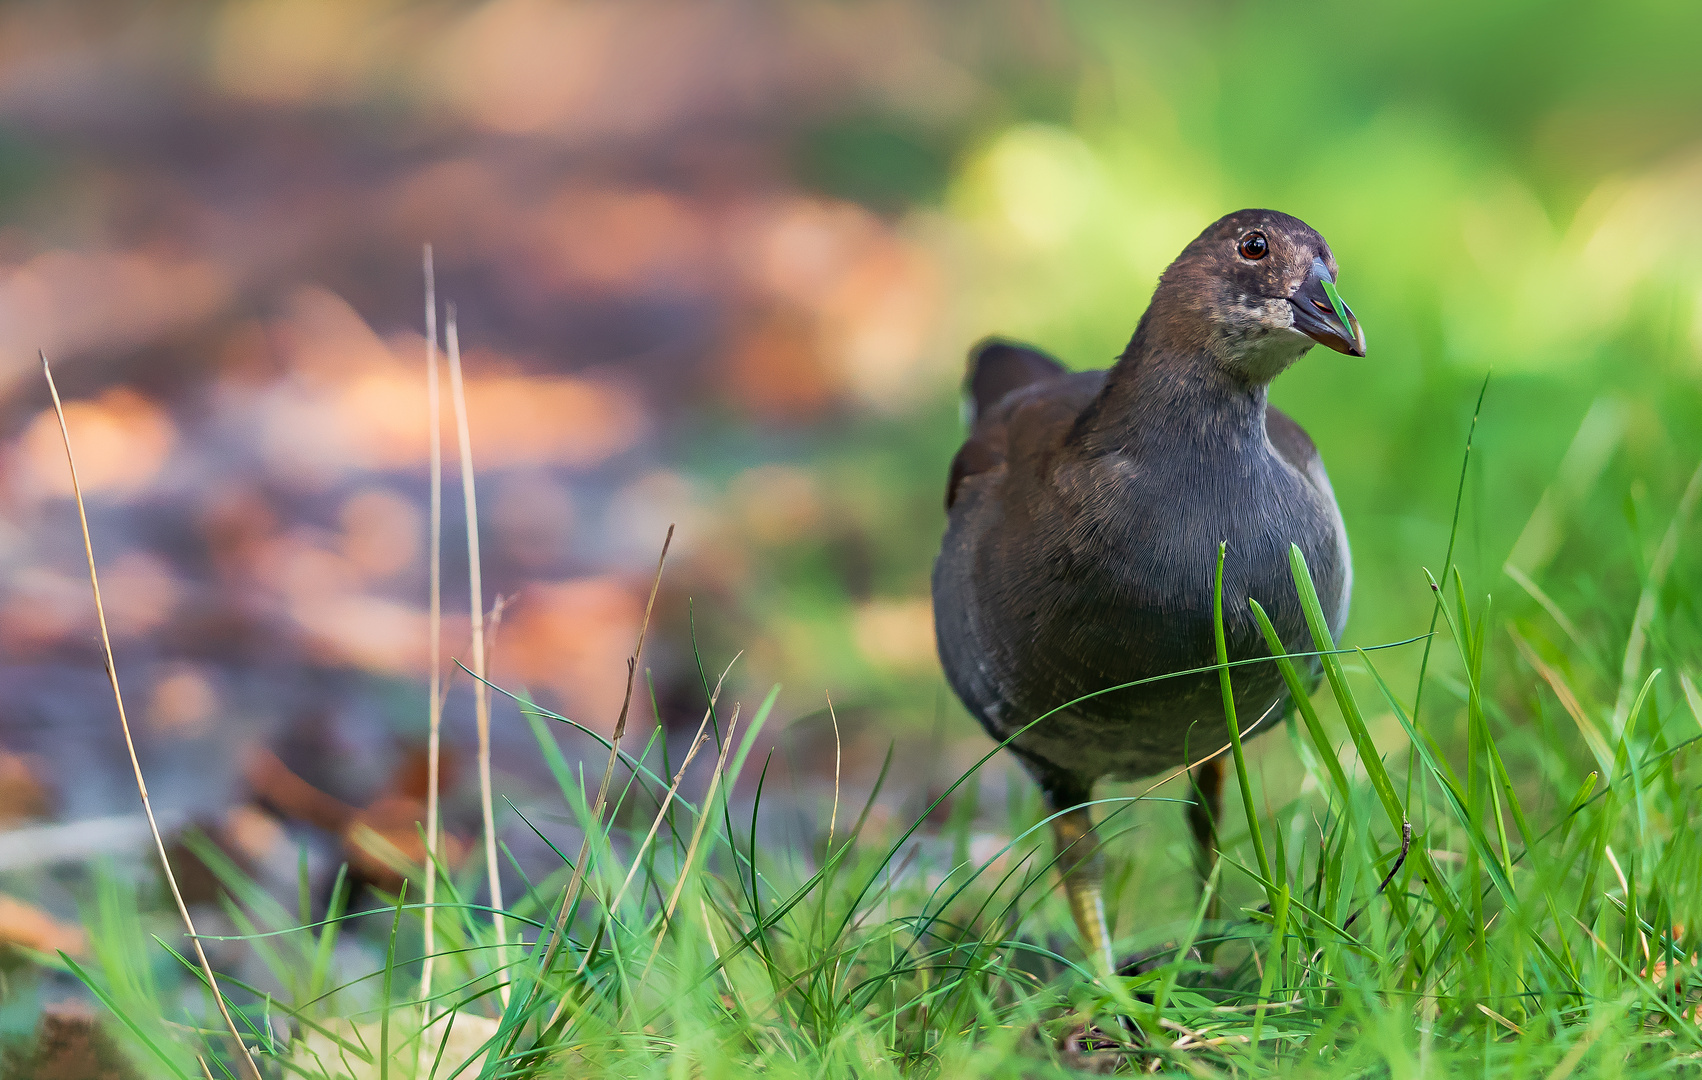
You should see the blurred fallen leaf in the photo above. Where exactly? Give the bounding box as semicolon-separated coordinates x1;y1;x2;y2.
0;892;86;957
3;1001;139;1079
0;752;51;825
245;745;466;893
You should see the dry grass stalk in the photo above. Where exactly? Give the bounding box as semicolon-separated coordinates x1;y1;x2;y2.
825;692;843;854
1611;455;1702;735
421;244;445;1009
698;897;746;1012
645;701;742;978
41;353;262;1080
531;527;674;1028
1131;697;1282;804
486;594;513;669
445;305;507;998
605;657;732;915
1511;629;1612;767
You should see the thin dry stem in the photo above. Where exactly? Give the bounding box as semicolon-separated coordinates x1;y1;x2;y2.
698;897;745;1011
534;527;675;1028
825;692;843;854
421;244;445;1008
1612;454;1702;734
42;353;261;1080
1133;697;1283;803
446;305;507;998
603;723;710;916
486;593;513;670
605;658;732;915
644;702;742;979
1512;629;1611;767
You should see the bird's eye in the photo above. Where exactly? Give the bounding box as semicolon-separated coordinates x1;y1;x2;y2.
1238;231;1268;260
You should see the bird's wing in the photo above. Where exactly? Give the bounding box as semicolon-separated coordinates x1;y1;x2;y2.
947;345;1103;511
1266;405;1326;492
947;339;1071;510
1268;404;1352;635
965;338;1068;426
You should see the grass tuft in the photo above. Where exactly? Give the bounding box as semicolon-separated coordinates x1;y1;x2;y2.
37;366;1702;1079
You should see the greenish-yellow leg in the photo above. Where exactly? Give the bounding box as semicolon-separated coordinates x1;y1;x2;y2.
1052;805;1115;973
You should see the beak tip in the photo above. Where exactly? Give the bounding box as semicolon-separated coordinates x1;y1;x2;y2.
1291;267;1366;359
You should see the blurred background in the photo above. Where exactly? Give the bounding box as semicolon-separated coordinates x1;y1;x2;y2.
0;0;1699;1022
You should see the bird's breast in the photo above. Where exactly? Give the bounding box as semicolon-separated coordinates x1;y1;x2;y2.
955;444;1342;724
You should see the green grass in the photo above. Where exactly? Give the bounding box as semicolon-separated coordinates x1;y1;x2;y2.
35;464;1702;1076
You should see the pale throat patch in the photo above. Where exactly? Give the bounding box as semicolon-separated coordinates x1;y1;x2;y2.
1226;297;1313;380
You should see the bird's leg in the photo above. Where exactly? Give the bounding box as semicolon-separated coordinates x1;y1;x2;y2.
1051;801;1115;974
1188;757;1225;923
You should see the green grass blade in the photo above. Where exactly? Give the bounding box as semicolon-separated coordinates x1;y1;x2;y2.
1215;540;1275;903
1289;544;1406;834
1249;598;1354;810
380;882;406;1080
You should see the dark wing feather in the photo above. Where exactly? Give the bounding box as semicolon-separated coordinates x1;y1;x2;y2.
1267;404;1351;637
947;339;1069;510
966;339;1068;425
1266;406;1323;491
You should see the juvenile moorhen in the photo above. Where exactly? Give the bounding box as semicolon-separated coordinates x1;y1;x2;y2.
932;209;1364;969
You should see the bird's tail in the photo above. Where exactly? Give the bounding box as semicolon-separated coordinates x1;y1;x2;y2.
964;338;1067;426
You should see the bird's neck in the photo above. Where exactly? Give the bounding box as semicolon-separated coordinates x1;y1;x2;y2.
1072;333;1271;458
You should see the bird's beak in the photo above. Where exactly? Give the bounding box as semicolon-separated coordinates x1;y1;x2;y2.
1288;257;1366;357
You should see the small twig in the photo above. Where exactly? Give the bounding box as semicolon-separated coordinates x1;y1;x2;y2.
42;353;261;1080
1209;996;1303;1014
1158;1016;1248;1046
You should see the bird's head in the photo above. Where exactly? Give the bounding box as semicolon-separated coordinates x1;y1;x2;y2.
1143;209;1365;382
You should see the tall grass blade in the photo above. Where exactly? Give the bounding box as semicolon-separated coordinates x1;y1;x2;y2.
1214;540;1276;904
381;883;407;1080
63;953;196;1080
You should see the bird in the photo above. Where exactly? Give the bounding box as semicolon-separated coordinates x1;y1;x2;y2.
931;209;1363;970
